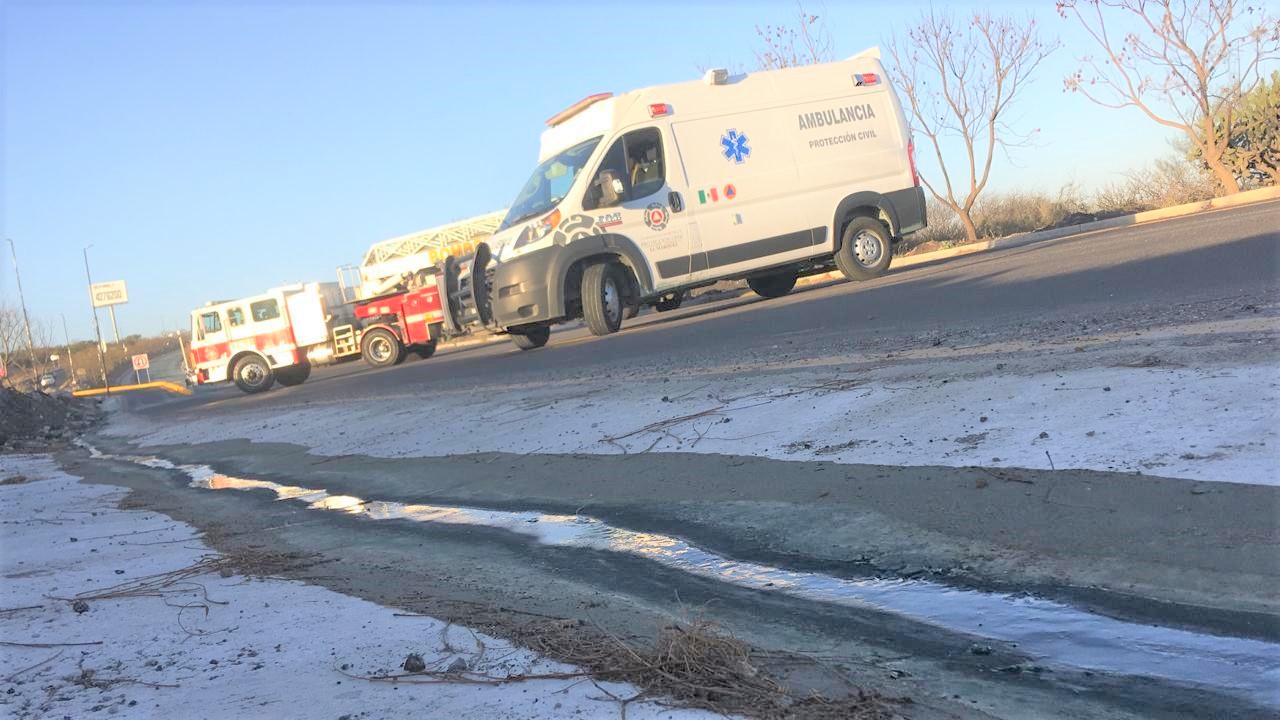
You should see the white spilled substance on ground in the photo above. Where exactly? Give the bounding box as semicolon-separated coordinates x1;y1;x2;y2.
110;358;1280;486
0;454;719;720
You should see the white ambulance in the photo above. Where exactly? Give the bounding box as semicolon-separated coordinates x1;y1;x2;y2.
475;48;925;344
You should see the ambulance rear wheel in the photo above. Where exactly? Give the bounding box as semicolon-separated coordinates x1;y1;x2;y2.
276;362;311;387
748;271;797;299
232;354;275;394
510;326;550;351
582;262;625;336
361;328;404;368
835;216;893;281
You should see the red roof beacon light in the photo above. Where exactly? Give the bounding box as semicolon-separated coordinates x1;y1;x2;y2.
648;103;673;118
853;73;880;86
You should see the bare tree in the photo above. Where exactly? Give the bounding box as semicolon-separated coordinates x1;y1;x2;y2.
1058;0;1280;195
754;2;834;70
887;10;1059;245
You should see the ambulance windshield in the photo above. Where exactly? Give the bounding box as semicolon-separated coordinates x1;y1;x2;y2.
501;137;602;229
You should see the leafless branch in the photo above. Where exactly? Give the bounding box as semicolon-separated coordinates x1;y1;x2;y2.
886;10;1059;244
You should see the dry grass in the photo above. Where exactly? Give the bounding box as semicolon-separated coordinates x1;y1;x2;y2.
511;617;898;719
902;155;1220;253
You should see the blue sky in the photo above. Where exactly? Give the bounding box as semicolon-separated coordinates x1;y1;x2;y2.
3;0;1183;341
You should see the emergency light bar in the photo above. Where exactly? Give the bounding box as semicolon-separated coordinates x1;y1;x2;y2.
648;103;672;118
546;92;613;127
853;73;880;86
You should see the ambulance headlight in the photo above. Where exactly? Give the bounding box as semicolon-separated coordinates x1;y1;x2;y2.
514;208;560;250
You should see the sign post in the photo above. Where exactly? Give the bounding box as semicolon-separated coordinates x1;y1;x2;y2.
131;353;150;384
83;248;111;393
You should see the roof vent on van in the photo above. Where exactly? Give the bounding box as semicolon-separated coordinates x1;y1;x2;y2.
703;68;730;86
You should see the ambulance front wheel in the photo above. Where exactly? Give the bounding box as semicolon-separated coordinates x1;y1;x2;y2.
232;354;275;394
361;328;405;368
510;326;550;351
582;262;625;336
835;216;893;281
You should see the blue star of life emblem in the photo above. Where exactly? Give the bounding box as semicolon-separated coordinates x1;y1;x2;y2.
720;129;751;164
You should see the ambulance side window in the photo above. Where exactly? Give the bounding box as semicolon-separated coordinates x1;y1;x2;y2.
226;307;246;328
584;139;629;210
199;312;222;339
250;299;280;322
624;128;665;200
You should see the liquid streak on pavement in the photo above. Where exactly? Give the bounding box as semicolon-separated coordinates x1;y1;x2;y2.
80;442;1280;709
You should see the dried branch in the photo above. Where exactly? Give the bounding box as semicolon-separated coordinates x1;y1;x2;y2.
886;10;1059;244
1058;0;1280;194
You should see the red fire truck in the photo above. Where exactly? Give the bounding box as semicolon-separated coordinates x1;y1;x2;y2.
187;283;347;393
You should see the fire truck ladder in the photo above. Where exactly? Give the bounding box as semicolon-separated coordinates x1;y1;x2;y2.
339;210;507;302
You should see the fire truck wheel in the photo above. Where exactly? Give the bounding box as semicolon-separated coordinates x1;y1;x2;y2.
834;215;893;281
747;271;797;298
231;354;275;394
361;328;404;368
411;339;438;360
276;362;311;387
582;262;625;336
510;326;550;351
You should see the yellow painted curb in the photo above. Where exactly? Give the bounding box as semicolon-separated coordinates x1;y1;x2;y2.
73;380;193;397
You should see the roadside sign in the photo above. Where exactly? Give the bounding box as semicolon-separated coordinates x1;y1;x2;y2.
91;280;129;308
132;354;150;371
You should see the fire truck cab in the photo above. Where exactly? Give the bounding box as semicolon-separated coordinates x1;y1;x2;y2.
187;283;337;393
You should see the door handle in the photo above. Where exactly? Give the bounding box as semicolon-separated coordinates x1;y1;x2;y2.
668;191;684;213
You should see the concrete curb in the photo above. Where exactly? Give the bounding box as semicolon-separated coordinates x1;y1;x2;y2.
797;185;1280;289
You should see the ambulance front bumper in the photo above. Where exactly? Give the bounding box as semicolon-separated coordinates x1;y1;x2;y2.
490;251;558;328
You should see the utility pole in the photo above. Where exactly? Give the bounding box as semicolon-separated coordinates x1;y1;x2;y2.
60;314;77;387
6;238;39;377
83;245;110;393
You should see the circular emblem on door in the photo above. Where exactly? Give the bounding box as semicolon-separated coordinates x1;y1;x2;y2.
644;203;669;231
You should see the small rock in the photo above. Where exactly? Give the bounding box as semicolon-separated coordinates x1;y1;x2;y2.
446;657;468;673
969;644;994;656
1103;386;1111;392
114;570;124;575
1038;431;1050;439
402;654;426;673
72;600;89;614
979;416;988;423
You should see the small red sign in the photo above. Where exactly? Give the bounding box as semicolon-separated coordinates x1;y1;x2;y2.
131;354;150;371
723;184;737;200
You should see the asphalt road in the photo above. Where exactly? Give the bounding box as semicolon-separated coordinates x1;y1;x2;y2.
156;199;1280;412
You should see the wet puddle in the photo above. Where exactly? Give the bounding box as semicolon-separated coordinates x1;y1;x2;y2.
82;442;1280;707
